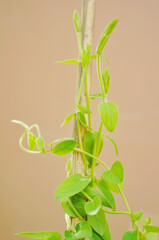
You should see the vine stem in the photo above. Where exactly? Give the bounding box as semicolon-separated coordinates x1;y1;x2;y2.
85;70;92;127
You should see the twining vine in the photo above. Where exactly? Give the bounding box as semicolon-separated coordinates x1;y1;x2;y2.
12;9;159;240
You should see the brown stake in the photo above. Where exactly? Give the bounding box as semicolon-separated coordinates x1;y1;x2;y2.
70;0;96;231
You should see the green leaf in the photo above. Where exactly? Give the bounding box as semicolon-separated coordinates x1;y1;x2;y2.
90;93;103;99
56;59;79;64
77;104;92;113
93;124;103;157
16;232;62;240
84;131;103;167
132;211;144;222
102;161;124;184
61;199;76;217
122;230;138;240
77;112;87;126
27;132;36;150
98;101;119;132
55;173;91;199
61;195;86;217
61;113;75;126
73;9;81;34
104;134;118;156
90;54;97;59
97;179;116;210
81;185;112;209
87;209;107;236
37;137;45;151
52;139;77;155
85;196;101;215
102;68;110;95
102;222;111;240
81;43;91;68
90;231;103;240
96;18;118;55
145;233;158;240
65;221;92;239
144;225;159;233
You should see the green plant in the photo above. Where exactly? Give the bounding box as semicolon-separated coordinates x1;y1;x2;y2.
12;8;159;240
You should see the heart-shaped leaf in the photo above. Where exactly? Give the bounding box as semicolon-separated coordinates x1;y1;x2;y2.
85;196;101;215
102;161;124;184
16;232;62;240
98;101;118;132
97;179;116;210
122;231;138;240
65;221;92;239
55;174;91;199
87;209;107;236
52;140;77;156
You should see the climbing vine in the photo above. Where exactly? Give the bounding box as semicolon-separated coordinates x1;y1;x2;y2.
13;9;159;240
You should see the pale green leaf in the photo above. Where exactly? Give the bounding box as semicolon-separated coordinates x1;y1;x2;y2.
77;112;87;126
145;225;159;233
73;10;81;34
87;209;107;236
55;173;91;199
102;161;124;184
77;104;91;113
52;140;77;155
27;132;36;150
98;101;119;132
85;196;101;215
122;230;138;240
65;221;92;239
90;54;97;59
96;18;118;55
90;93;103;99
61;113;75;126
16;232;62;240
37;137;45;152
146;233;158;240
57;59;79;64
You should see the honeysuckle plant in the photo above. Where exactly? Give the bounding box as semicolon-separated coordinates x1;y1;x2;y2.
12;9;159;240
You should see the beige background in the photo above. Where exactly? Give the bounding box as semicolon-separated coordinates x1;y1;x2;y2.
0;0;159;239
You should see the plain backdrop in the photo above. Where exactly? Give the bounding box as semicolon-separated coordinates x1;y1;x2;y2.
0;0;159;239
